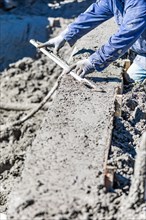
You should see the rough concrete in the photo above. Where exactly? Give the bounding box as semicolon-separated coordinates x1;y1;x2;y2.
7;20;122;219
7;78;120;220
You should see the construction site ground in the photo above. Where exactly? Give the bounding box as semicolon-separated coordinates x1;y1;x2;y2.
0;1;146;220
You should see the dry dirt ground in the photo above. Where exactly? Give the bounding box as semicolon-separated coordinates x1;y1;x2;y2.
0;0;146;220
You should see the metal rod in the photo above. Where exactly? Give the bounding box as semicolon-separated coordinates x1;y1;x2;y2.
30;39;97;89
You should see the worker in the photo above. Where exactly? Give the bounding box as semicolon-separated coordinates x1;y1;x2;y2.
39;0;146;83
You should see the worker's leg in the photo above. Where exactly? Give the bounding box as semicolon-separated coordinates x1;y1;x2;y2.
127;62;146;82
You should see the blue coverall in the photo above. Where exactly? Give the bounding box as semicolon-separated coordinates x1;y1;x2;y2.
64;0;146;81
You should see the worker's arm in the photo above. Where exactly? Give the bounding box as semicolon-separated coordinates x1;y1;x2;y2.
38;0;113;52
64;1;113;46
89;1;146;71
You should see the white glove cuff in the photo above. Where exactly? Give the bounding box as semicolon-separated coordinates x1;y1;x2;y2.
60;27;69;39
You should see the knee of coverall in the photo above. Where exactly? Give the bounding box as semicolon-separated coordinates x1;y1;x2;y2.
127;63;146;82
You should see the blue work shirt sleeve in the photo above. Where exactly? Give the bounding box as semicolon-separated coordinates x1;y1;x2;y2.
64;1;113;46
89;3;146;71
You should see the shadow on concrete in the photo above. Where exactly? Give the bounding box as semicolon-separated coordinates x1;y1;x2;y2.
87;76;122;83
73;48;95;56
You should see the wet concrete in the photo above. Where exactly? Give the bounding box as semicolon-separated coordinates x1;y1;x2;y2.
7;20;122;219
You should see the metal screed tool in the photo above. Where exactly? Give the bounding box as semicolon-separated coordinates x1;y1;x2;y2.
30;39;105;92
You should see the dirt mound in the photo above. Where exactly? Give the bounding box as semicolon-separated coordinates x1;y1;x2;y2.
0;53;62;212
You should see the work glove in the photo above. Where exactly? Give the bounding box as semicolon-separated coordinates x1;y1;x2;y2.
65;59;95;78
37;29;68;53
38;35;65;53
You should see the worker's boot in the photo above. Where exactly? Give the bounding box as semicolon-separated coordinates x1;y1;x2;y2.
3;0;17;10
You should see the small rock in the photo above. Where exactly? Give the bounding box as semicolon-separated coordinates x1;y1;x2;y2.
34;71;44;80
8;68;16;77
126;98;138;111
132;106;146;120
15;61;26;70
12;128;21;141
30;91;44;103
11;87;19;96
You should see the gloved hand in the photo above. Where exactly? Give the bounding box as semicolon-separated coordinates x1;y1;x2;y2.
65;59;95;78
38;35;66;53
37;28;68;53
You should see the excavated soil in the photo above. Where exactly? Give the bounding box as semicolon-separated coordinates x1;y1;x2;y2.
0;0;146;220
0;54;61;212
0;0;93;213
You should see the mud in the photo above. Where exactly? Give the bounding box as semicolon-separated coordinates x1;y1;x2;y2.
0;0;146;220
107;82;146;219
0;0;94;215
0;54;61;212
